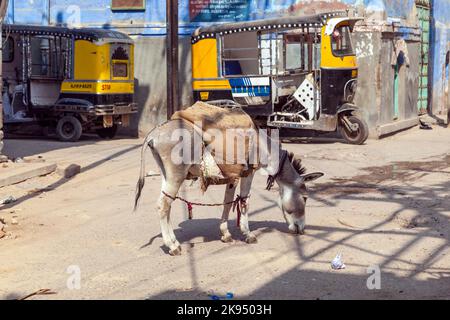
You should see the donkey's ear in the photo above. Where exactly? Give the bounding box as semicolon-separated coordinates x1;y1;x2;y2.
302;172;324;183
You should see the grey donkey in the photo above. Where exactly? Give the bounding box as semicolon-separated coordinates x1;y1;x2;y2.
135;119;323;255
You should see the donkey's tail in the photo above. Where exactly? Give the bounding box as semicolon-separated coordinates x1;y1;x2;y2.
134;128;157;211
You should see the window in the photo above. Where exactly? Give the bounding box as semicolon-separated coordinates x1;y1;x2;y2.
111;45;129;78
113;62;128;78
30;36;68;79
31;37;54;77
111;0;145;11
2;37;14;63
258;32;283;76
285;36;301;70
283;32;320;73
222;32;260;76
331;25;354;56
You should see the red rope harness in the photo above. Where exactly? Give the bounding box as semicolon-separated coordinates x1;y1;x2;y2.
162;191;249;227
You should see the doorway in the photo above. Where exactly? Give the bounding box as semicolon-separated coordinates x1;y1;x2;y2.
393;51;406;120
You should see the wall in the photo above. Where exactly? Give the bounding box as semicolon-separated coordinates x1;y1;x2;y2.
430;0;450;121
129;36;193;137
353;21;421;137
0;0;8;159
4;0;422;137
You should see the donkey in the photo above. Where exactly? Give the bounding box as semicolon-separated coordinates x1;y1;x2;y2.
134;119;323;255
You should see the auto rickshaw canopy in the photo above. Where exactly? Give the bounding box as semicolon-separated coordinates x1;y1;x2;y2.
2;24;133;44
192;11;360;43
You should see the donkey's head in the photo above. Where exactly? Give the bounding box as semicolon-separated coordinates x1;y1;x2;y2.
271;152;323;234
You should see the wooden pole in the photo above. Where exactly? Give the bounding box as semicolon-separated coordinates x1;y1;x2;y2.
0;0;9;158
166;0;179;119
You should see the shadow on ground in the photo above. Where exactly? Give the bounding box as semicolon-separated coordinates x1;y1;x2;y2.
147;268;450;300
145;155;450;300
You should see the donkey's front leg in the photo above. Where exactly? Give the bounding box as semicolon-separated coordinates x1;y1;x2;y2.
220;183;237;243
239;173;257;244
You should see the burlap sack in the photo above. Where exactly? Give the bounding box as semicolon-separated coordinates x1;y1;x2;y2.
171;101;259;190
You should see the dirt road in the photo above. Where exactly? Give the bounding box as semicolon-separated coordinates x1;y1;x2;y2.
0;127;449;299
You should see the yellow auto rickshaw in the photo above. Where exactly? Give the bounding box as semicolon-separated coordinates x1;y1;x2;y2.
191;11;369;144
2;24;136;141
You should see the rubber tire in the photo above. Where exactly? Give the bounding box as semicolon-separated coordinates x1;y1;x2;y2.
339;115;369;145
56;116;83;142
96;124;118;139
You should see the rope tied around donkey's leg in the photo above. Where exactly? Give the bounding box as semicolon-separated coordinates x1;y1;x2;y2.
162;191;249;227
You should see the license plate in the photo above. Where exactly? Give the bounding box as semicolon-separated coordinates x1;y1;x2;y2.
122;114;130;127
103;115;113;128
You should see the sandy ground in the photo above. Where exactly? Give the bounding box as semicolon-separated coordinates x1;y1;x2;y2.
0;126;449;300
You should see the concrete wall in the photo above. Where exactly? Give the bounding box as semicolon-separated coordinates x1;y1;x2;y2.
354;23;421;137
126;36;193;137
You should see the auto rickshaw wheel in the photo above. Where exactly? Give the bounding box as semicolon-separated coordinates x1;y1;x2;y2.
339;115;369;145
56;116;83;142
96;124;118;139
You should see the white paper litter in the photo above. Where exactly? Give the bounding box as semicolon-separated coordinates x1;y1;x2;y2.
331;253;346;270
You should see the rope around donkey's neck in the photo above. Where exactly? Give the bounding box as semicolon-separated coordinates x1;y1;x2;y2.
162;191;249;227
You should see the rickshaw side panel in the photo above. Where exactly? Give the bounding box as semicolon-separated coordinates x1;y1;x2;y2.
73;40;111;80
192;38;219;79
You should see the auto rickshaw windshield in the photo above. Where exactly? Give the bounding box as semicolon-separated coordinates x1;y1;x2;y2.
331;25;354;56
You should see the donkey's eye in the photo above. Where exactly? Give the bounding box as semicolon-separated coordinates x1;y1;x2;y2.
302;196;308;202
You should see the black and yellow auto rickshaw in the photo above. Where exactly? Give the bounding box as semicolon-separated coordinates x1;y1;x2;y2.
2;24;137;141
191;11;369;144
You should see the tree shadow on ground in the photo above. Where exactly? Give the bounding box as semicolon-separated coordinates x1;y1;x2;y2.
147;268;450;300
145;155;450;299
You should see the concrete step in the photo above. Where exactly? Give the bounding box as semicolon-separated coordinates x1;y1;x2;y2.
0;163;57;188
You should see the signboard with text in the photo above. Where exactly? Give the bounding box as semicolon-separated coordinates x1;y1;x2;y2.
189;0;250;22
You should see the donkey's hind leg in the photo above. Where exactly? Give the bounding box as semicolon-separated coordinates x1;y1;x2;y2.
158;177;184;255
220;183;237;243
239;173;257;244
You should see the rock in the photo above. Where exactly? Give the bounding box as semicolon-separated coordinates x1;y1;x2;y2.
146;170;160;177
11;218;18;225
0;219;5;239
23;156;45;163
57;164;81;179
0;155;8;163
1;196;17;205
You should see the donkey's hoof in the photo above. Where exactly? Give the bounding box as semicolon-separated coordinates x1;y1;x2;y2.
221;234;233;243
245;235;258;244
169;246;182;256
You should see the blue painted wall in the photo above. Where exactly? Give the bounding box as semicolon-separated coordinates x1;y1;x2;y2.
5;0;416;36
430;0;450;112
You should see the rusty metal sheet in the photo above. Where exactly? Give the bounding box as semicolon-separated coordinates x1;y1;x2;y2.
111;0;145;10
